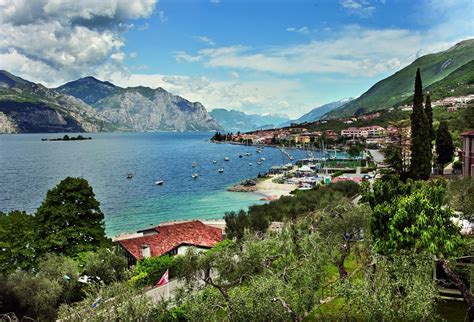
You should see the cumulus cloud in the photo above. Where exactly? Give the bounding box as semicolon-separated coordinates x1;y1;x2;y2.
0;0;157;85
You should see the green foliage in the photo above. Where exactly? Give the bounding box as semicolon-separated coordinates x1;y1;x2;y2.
425;94;435;142
225;181;360;239
410;68;432;180
131;255;178;288
35;177;109;256
7;270;63;321
58;282;170;321
80;248;128;284
446;177;474;221
338;252;437;320
435;121;454;167
365;178;464;257
348;143;364;158
177;222;333;321
0;211;37;274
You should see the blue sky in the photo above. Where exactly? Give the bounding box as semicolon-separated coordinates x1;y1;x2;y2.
0;0;472;118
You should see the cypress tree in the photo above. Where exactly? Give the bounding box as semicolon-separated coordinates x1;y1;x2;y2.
410;68;432;180
435;121;454;170
425;93;435;143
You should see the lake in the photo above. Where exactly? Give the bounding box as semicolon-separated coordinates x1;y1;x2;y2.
0;132;314;236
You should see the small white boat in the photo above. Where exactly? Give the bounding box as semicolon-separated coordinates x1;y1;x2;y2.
289;156;294;161
192;173;199;179
192;162;197;167
249;162;253;166
218;168;224;173
257;161;262;165
212;160;218;164
224;157;230;161
245;152;252;156
259;157;266;161
126;173;134;179
155;180;164;185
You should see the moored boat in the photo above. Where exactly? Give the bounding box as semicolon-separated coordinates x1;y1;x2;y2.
155;180;164;185
218;168;224;173
192;173;199;179
224;157;230;161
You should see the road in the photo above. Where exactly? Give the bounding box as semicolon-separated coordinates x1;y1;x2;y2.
367;149;384;164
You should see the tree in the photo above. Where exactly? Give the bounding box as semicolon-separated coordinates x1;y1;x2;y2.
364;178;473;319
80;248;128;285
381;121;411;180
35;177;109;257
410;68;432;180
446;177;474;222
0;211;37;274
435;121;454;170
425;93;435;143
7;270;62;320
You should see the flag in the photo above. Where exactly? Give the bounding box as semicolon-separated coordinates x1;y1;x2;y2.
156;269;169;287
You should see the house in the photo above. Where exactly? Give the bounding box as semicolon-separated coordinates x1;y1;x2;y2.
341;127;367;138
359;125;386;138
461;130;474;177
116;220;223;266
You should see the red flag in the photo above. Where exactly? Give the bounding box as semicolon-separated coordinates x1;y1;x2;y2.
156;269;169;287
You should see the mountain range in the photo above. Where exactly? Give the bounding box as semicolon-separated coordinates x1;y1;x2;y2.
209;108;290;132
0;72;222;133
325;39;474;118
281;98;353;127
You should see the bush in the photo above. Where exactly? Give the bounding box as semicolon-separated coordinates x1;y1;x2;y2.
131;255;179;288
452;160;462;170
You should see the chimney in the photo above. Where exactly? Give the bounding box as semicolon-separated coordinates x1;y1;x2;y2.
141;244;151;258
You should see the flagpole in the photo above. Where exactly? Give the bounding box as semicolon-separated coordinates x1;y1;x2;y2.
167;281;170;299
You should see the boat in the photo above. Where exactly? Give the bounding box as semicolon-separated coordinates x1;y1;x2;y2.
126;173;134;179
249;162;253;166
245;152;252;156
259;157;266;161
257;161;262;165
212;160;218;164
192;162;197;167
218;168;224;173
224;157;230;161
239;155;243;158
155;180;164;185
289;155;294;161
192;173;199;179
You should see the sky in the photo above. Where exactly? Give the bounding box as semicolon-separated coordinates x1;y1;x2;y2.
0;0;472;118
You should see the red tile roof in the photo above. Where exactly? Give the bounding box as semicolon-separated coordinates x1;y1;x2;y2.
461;130;474;136
117;221;223;260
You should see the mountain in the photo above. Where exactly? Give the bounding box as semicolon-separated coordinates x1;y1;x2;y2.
58;77;222;132
283;98;353;126
425;59;474;100
209;108;290;132
0;70;115;133
56;76;117;105
325;39;474;118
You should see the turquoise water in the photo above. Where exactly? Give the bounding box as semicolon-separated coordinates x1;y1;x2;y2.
0;132;315;236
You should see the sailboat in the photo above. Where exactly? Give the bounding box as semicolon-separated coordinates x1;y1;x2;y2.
192;162;197;167
212;160;218;164
224;156;230;161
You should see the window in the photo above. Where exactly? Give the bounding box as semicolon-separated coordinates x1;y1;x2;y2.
168;248;178;256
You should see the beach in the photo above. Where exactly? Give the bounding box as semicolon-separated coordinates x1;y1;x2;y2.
228;174;298;201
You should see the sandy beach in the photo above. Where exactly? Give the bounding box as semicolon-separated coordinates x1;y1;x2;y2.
227;174;298;200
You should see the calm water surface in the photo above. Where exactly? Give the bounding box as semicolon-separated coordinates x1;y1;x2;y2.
0;132;314;236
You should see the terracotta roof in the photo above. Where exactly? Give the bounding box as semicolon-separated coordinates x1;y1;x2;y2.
117;221;222;260
461;130;474;136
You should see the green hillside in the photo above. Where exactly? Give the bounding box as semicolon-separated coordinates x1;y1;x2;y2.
425;59;474;100
325;39;474;118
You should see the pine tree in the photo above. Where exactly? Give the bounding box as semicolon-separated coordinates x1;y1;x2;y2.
410;68;432;180
424;93;435;143
435;121;454;170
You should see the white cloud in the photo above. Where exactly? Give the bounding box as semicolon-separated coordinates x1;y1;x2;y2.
210;0;220;4
287;26;310;34
0;0;157;84
193;36;216;46
158;10;167;22
175;25;472;77
340;0;376;17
